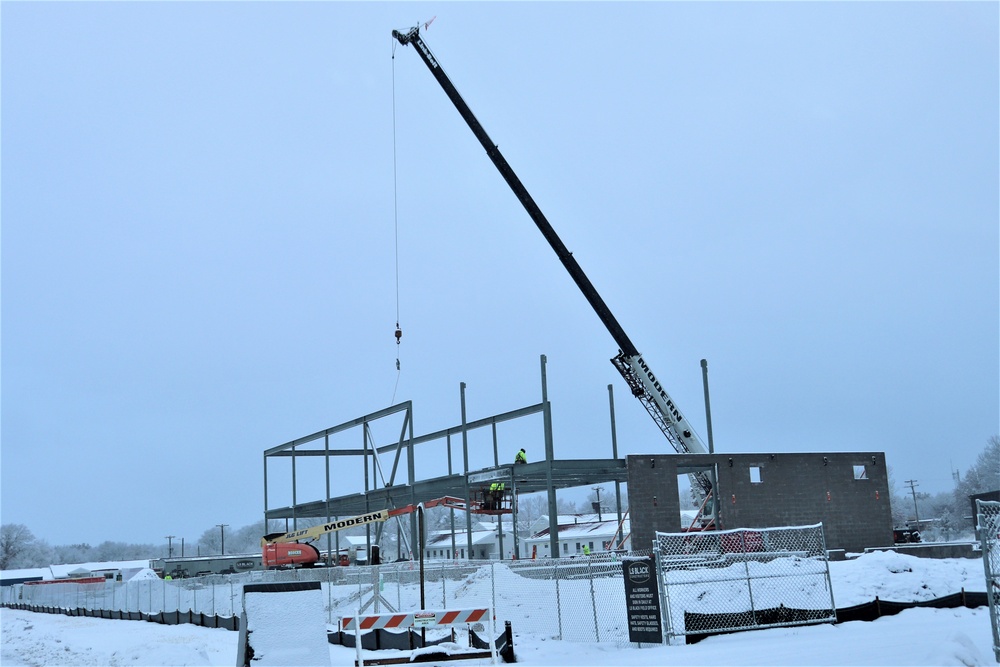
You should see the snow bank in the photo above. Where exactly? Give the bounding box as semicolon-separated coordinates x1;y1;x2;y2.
241;586;330;667
828;551;987;606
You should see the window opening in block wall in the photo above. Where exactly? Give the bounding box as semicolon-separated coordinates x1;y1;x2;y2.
678;472;701;527
750;466;762;484
853;465;868;480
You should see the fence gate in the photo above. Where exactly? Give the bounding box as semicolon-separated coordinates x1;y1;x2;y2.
977;499;1000;662
654;523;836;643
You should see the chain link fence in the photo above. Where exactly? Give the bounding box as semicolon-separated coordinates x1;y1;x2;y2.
2;555;637;645
1;575;244;618
654;523;835;642
976;499;1000;662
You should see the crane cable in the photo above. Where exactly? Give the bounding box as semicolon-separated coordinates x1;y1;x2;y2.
390;37;402;404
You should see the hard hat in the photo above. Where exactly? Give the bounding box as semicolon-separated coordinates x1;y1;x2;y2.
520;448;525;452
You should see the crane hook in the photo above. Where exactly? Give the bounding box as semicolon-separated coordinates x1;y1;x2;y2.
394;324;402;345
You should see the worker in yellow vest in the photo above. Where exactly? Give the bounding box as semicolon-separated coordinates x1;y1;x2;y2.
489;481;505;509
514;448;527;465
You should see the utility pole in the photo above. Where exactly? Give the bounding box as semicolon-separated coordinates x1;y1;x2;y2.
217;524;229;556
165;535;175;559
904;480;920;525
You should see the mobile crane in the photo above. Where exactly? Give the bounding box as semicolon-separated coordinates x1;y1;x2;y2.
392;25;715;511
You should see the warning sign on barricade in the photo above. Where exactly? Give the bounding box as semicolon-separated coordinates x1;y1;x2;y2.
341;608;489;632
342;607;497;667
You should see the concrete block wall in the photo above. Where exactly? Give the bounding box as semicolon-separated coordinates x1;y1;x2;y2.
625;456;682;552
627;452;894;554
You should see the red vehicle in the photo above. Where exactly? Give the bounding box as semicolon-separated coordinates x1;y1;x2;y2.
720;530;764;553
262;542;323;569
262;497;470;568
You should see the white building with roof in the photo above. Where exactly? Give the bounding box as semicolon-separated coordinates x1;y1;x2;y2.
1;559;155;586
519;515;630;559
422;519;515;560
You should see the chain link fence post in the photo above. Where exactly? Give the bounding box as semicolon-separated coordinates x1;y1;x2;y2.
394;564;401;611
326;566;332;625
588;558;599;642
976;499;1000;662
555;560;563;640
490;561;496;615
741;531;757;624
655;549;674;645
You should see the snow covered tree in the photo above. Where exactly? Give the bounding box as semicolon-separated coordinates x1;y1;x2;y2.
52;543;94;565
886;466;912;527
197;526;225;555
92;541;155;561
927;435;1000;540
227;521;270;555
0;524;51;569
556;496;580;514
957;435;1000;498
1;524;32;569
951;435;1000;526
515;494;547;532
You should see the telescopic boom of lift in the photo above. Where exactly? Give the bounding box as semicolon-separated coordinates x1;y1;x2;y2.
261;497;471;568
392;25;714;505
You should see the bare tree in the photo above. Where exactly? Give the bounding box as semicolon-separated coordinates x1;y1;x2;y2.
886;466;911;527
958;435;1000;496
1;524;31;569
912;435;1000;541
197;526;222;555
92;541;156;561
516;495;547;532
53;543;94;565
556;497;580;514
944;434;1000;535
0;524;51;569
227;521;269;555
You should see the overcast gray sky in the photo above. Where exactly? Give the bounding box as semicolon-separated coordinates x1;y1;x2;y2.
3;2;997;548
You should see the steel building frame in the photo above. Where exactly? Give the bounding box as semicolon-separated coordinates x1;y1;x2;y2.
263;355;628;561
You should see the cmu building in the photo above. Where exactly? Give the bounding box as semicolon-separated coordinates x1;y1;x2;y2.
627;452;894;554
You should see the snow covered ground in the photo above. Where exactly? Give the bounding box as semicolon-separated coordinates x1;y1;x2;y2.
2;551;997;666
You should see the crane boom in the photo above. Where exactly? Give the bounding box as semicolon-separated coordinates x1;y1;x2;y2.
392;26;712;497
392;27;637;358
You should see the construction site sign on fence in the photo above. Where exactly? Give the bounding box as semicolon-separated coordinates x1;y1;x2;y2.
622;555;663;644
